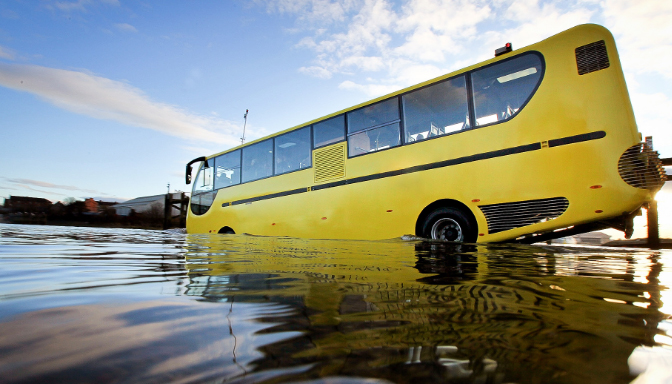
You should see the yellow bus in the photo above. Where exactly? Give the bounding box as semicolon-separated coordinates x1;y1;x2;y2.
185;24;666;243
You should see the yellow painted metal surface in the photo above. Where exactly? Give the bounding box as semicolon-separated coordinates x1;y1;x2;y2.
187;24;651;241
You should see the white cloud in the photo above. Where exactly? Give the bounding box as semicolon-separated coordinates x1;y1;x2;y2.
298;66;332;79
0;63;243;146
263;0;359;24
602;0;672;80
629;90;672;156
338;80;401;97
393;0;491;61
114;23;138;33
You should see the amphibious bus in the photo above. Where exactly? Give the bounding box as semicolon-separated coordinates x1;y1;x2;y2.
185;24;666;243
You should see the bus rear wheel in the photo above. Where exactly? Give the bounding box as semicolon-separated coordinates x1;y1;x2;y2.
421;207;476;243
218;227;235;235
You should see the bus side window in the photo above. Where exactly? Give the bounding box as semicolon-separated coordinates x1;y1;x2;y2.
402;75;469;143
314;115;345;148
214;150;241;189
471;53;543;126
347;98;401;157
242;140;273;183
275;126;311;175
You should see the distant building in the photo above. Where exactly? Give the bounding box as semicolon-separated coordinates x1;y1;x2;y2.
111;193;185;217
84;198;99;213
4;196;52;213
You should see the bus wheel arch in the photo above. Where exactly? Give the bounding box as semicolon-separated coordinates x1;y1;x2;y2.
416;200;478;242
218;226;235;235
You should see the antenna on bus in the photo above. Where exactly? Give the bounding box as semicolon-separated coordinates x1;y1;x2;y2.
241;109;249;144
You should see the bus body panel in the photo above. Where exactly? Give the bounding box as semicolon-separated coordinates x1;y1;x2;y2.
187;24;657;242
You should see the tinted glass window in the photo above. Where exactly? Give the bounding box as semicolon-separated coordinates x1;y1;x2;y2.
402;76;469;143
214;150;241;189
313;115;345;148
192;162;213;194
242;140;273;183
275;127;311;175
348;122;401;157
471;53;543;126
347;98;399;134
190;191;216;215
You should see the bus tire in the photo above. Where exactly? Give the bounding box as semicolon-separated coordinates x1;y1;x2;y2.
218;227;235;235
421;207;476;243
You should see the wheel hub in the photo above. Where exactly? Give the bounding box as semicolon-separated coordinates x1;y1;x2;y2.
431;218;464;242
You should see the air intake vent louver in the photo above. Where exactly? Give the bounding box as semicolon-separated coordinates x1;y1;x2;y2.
314;143;346;183
576;40;609;75
479;197;569;234
618;143;666;191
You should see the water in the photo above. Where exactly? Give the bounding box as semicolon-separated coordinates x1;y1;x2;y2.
0;223;671;384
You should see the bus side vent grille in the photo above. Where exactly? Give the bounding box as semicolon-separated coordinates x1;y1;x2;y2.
479;197;569;234
314;143;346;183
618;143;666;191
575;40;609;75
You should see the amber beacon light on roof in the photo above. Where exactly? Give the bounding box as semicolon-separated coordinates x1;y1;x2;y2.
185;24;665;243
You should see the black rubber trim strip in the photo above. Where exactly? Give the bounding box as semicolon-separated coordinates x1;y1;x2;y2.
224;130;605;207
229;188;307;206
548;131;606;147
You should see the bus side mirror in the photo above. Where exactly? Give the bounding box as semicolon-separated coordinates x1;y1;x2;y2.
185;156;207;185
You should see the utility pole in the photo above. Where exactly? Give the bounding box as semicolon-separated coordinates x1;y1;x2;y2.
241;109;249;145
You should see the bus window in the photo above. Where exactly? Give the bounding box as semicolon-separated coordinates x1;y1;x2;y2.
347;98;400;134
347;98;401;156
313;115;345;148
402;75;469;143
275;126;311;175
348;122;401;157
192;162;213;194
214;150;241;189
242;140;273;183
471;53;543;126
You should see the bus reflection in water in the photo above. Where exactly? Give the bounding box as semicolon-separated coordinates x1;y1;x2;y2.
182;236;668;384
186;24;666;243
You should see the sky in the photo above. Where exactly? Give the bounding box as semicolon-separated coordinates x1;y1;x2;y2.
0;0;671;238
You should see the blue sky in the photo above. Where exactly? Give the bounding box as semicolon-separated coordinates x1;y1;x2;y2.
1;0;671;219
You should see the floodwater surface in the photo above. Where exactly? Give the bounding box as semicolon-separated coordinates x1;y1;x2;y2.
0;223;671;384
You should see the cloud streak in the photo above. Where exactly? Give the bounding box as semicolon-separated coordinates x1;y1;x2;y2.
3;177;102;194
0;46;16;60
114;23;138;33
0;63;243;146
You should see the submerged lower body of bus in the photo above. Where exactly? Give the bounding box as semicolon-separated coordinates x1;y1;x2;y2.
186;136;666;244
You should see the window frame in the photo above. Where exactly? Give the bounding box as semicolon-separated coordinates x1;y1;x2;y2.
213;149;242;190
346;96;403;158
469;51;545;130
274;125;313;176
401;74;471;146
313;114;346;149
241;138;275;184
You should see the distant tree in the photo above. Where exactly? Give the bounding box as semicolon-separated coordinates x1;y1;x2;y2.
63;197;77;205
146;202;163;220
